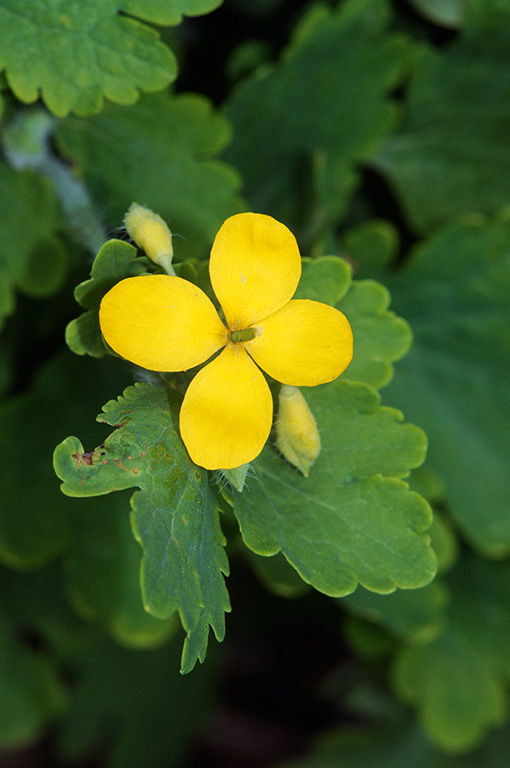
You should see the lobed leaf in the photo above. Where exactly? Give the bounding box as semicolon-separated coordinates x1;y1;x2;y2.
393;552;510;752
0;0;179;117
54;382;230;673
233;380;437;597
385;213;510;556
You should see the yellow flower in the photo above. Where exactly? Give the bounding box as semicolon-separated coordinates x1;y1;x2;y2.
99;212;353;470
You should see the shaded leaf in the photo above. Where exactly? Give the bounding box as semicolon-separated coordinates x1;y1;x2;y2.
342;580;448;644
233;381;436;597
56;92;243;260
407;0;466;27
54;382;230;673
375;9;510;233
278;720;510;768
57;632;217;768
385;213;510;556
0;163;67;329
0;351;127;568
225;0;408;250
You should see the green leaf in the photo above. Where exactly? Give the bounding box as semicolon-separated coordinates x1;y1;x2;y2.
384;213;510;556
0;0;178;117
65;490;177;649
66;238;151;357
342;580;448;644
224;0;408;251
233;381;436;597
341;219;399;279
54;382;230;673
57;632;217;768
121;0;224;24
279;720;510;768
0;163;68;329
55;92;243;260
407;0;466;27
375;11;510;233
394;553;510;751
295;256;412;389
0;566;77;749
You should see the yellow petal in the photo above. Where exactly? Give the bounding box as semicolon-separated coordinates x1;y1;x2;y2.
180;344;273;470
209;212;302;330
99;275;227;371
245;300;353;386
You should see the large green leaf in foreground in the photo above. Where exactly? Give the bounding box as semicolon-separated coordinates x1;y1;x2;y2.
0;0;179;117
54;383;230;673
56;92;242;260
375;3;510;233
225;0;407;249
233;381;437;596
385;213;510;556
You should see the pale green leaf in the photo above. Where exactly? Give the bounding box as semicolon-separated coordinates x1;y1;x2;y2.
0;0;178;117
394;553;510;751
233;381;436;597
54;382;230;673
56;92;243;260
385;213;510;556
407;0;466;27
225;0;408;251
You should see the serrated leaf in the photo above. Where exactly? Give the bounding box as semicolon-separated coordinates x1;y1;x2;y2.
375;11;510;233
0;163;68;328
384;214;510;556
54;382;230;673
56;92;243;260
224;0;407;250
296;256;412;389
342;580;448;644
233;381;436;597
393;553;510;751
57;632;217;768
0;0;178;117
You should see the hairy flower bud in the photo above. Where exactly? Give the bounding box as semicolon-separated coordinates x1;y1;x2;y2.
124;203;174;274
276;385;321;477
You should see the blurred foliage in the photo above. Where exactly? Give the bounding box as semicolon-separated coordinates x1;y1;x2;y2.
0;0;509;765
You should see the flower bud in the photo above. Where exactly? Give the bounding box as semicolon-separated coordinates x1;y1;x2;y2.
276;385;321;477
219;463;250;492
124;203;174;274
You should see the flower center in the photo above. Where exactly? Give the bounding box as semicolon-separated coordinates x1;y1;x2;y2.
229;327;257;343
